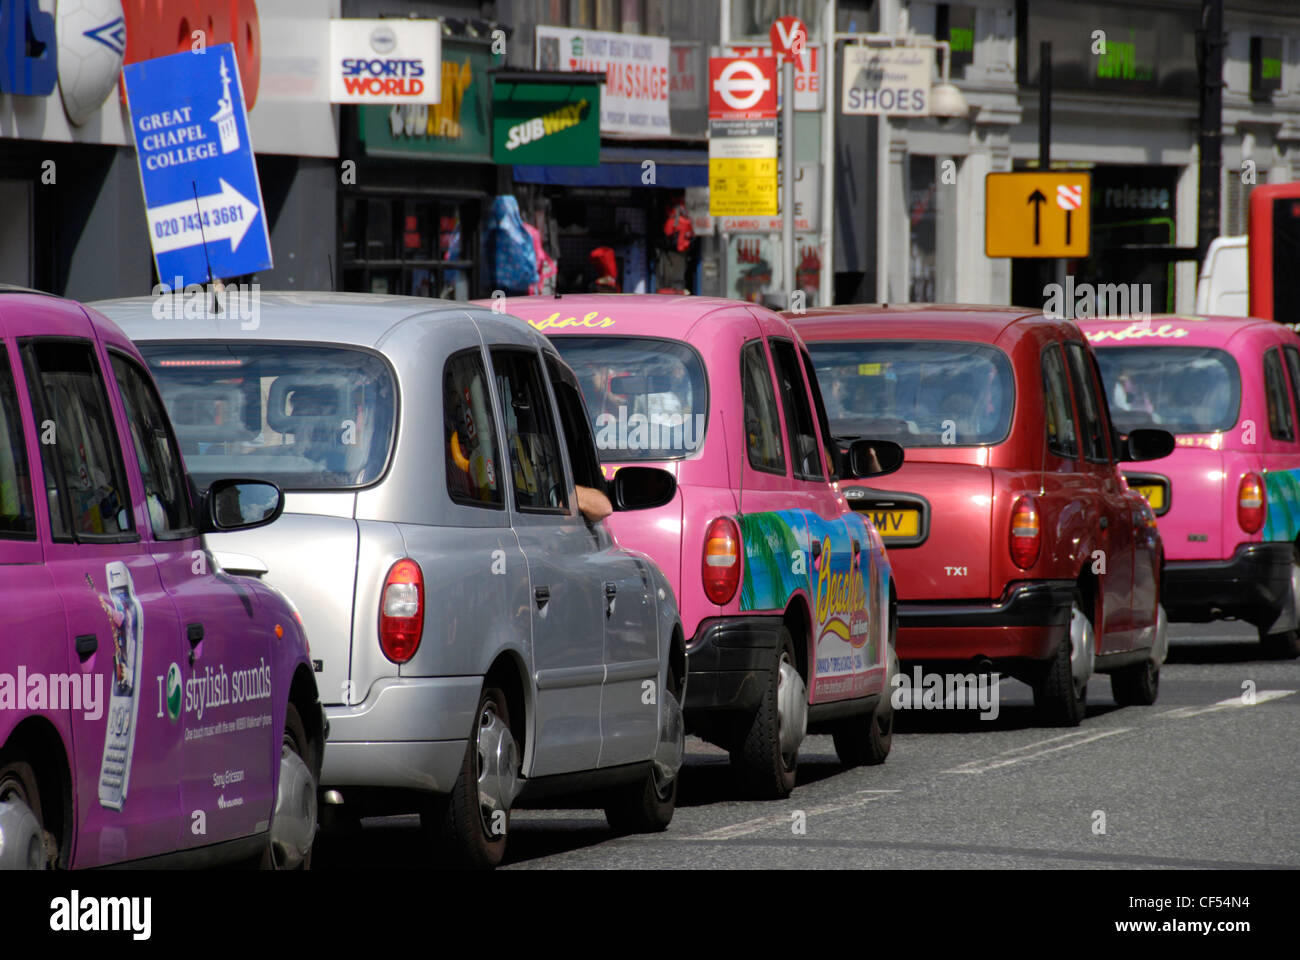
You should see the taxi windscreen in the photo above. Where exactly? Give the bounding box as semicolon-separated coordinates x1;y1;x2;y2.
137;343;397;490
549;337;708;462
1094;346;1241;435
808;340;1014;446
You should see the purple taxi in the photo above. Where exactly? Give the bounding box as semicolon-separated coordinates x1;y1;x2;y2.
0;289;323;869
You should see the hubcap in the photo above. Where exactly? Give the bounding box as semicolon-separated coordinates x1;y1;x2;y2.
1151;604;1169;666
776;653;808;763
269;739;317;869
476;703;517;837
652;687;684;796
1068;602;1095;697
0;780;43;870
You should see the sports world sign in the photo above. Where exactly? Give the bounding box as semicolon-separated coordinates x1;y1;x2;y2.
329;18;441;104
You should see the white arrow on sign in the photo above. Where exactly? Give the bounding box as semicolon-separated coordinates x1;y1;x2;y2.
146;179;260;255
714;59;772;112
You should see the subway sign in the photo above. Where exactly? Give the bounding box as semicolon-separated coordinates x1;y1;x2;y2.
492;77;600;166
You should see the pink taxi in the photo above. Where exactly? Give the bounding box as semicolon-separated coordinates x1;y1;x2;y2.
1083;315;1300;658
485;295;902;799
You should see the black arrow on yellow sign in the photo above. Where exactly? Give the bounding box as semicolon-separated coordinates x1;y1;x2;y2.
1028;189;1046;245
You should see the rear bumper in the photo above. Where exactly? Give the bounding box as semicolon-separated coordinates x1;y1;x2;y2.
897;580;1075;661
684;615;784;715
1163;542;1294;627
320;676;482;792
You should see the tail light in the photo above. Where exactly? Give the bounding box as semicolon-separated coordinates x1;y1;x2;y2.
1238;473;1265;534
1010;495;1041;569
702;516;742;605
379;559;424;663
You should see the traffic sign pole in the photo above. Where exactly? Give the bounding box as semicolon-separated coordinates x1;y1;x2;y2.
782;58;794;304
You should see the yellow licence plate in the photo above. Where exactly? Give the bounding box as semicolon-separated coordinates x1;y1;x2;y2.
869;509;920;538
1133;484;1166;511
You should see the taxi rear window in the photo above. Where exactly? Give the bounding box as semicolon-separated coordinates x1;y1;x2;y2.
550;336;708;462
137;342;397;490
1094;346;1241;435
808;340;1014;447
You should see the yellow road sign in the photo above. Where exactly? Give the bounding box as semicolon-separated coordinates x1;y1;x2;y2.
985;172;1091;258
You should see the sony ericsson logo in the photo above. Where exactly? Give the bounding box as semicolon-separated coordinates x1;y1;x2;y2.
84;17;126;57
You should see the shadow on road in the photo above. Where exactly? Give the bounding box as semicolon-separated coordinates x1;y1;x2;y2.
1165;639;1275;664
892;700;1122;734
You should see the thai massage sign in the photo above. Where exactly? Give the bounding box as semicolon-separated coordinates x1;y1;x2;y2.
534;25;669;135
492;77;600;165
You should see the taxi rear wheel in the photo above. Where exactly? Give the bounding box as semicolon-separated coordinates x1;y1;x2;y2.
424;686;516;870
1260;559;1300;659
605;663;681;834
262;703;317;870
1033;594;1091;726
0;760;48;870
730;630;804;800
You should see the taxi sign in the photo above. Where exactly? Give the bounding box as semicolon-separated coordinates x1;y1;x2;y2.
985;172;1091;258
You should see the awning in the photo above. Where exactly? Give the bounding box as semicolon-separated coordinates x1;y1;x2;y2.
513;145;707;188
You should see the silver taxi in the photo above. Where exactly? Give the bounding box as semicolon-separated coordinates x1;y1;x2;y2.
96;292;685;869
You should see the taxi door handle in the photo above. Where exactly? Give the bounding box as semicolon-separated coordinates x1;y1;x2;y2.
75;634;97;660
851;539;861;556
811;540;822;559
534;586;550;606
1099;516;1109;530
187;623;205;647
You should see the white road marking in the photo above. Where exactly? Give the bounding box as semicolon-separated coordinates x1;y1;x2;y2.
1157;689;1295;720
682;790;901;841
944;728;1132;774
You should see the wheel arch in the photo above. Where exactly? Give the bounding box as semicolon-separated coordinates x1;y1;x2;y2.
783;592;813;684
288;664;325;779
484;650;529;763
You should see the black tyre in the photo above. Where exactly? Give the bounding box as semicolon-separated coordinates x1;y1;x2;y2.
0;759;47;869
1111;659;1160;706
262;702;317;870
730;629;803;799
832;613;896;767
605;662;681;833
1260;627;1300;660
604;766;676;834
1033;594;1091;726
423;685;517;870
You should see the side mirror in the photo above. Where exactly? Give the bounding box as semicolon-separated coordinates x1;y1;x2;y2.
612;466;677;511
844;439;905;479
200;479;285;533
1119;428;1175;462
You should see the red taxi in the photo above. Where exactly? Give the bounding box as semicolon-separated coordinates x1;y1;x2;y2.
789;305;1174;724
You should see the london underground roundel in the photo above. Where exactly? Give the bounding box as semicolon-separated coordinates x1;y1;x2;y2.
57;0;127;126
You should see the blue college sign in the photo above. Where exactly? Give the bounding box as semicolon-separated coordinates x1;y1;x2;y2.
123;44;272;287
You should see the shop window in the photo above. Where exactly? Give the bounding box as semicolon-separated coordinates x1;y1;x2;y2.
339;195;479;300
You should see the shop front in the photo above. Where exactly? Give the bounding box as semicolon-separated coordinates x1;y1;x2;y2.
339;37;501;299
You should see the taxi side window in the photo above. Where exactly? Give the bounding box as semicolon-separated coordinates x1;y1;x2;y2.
20;339;135;542
490;348;568;514
1065;341;1110;462
0;347;36;538
741;340;785;475
801;344;840;480
1280;346;1300;443
545;353;606;495
769;338;825;481
1042;343;1079;460
1264;347;1295;441
110;353;196;539
443;349;503;509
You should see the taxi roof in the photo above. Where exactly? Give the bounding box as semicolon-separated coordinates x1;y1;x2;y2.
485;293;761;338
788;303;1048;343
1075;313;1297;349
